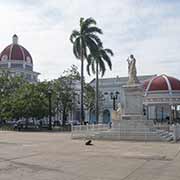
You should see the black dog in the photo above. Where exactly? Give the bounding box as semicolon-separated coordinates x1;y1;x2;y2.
85;140;93;145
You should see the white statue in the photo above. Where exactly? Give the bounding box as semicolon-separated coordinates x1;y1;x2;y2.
117;103;122;114
127;54;139;85
111;103;122;121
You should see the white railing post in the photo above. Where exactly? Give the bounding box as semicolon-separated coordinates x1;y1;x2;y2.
86;124;88;138
173;124;177;142
71;124;73;138
172;124;180;142
145;127;147;142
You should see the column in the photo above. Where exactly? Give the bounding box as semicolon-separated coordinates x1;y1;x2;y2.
169;104;172;124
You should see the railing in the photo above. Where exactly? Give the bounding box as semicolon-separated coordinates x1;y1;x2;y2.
153;123;171;132
71;124;109;139
71;121;175;142
172;124;180;142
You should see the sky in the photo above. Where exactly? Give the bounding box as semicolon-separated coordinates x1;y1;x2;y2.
0;0;180;82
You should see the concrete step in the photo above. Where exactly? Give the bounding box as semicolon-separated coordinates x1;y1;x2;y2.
157;130;174;142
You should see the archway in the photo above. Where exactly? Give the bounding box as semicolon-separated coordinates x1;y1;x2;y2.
89;110;96;124
103;109;111;124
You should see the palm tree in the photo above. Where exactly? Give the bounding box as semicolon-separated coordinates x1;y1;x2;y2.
87;48;114;123
70;17;103;124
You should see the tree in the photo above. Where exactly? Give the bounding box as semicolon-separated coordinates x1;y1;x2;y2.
52;65;79;126
84;83;104;123
11;82;49;121
0;73;26;121
70;17;103;124
84;84;95;113
87;47;114;123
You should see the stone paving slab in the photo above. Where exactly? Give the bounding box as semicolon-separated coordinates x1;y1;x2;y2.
0;131;180;180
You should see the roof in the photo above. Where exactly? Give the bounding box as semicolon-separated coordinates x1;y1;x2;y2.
144;74;180;92
0;35;33;63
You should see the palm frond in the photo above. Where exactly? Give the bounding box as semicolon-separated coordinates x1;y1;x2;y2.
104;57;112;70
104;48;114;56
98;59;106;77
70;30;80;43
85;36;99;56
85;27;103;34
91;61;96;75
87;54;93;64
73;38;81;59
86;55;95;75
81;37;87;59
81;17;96;33
101;50;112;70
86;61;91;76
80;17;84;27
88;34;103;47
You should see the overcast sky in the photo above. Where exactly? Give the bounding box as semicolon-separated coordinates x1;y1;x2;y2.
0;0;180;81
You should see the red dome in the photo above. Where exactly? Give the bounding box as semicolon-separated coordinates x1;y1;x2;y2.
0;35;33;63
144;74;180;92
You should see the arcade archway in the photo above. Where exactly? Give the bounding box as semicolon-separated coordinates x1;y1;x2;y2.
103;109;111;124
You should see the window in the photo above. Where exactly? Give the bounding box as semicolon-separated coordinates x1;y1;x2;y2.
1;55;8;61
26;74;32;80
25;65;32;71
0;64;8;68
33;75;37;81
11;63;23;69
26;56;32;64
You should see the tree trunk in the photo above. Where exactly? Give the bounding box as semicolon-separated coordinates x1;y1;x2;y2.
95;61;99;124
62;109;67;126
25;118;28;129
80;42;84;124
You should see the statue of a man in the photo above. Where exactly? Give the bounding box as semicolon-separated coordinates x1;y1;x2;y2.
127;54;139;85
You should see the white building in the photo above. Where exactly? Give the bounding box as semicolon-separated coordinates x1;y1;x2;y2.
89;75;154;123
89;74;180;124
0;34;39;82
144;74;180;123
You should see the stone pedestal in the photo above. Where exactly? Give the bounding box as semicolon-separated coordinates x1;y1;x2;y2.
111;110;121;128
121;84;144;120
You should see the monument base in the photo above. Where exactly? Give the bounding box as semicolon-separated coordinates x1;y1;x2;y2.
121;114;144;121
111;110;121;128
121;83;144;117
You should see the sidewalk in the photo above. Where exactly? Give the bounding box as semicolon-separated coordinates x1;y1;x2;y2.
0;131;179;180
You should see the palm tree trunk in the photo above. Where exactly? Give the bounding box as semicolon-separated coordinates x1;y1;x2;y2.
80;46;84;124
95;61;99;124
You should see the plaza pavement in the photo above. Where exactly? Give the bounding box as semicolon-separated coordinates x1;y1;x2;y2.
0;131;180;180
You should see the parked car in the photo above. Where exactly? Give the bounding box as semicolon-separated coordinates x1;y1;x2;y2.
13;120;38;130
69;120;80;125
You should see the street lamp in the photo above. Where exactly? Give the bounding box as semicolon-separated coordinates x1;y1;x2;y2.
110;92;119;110
48;87;52;130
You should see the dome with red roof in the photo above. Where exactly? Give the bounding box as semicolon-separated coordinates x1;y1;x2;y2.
0;34;33;64
144;74;180;94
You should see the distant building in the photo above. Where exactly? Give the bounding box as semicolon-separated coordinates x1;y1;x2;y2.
144;74;180;123
1;36;179;125
0;34;39;82
89;74;180;124
89;75;155;123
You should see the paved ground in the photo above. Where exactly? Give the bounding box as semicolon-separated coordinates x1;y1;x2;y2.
0;132;180;180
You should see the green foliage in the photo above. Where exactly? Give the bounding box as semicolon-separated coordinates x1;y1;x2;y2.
84;84;95;111
70;17;103;59
70;17;103;123
0;65;82;123
62;64;80;80
0;73;26;120
51;65;80;125
0;73;49;121
87;47;114;77
11;82;49;120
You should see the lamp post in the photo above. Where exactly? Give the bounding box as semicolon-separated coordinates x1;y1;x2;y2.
48;87;52;130
110;92;119;110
